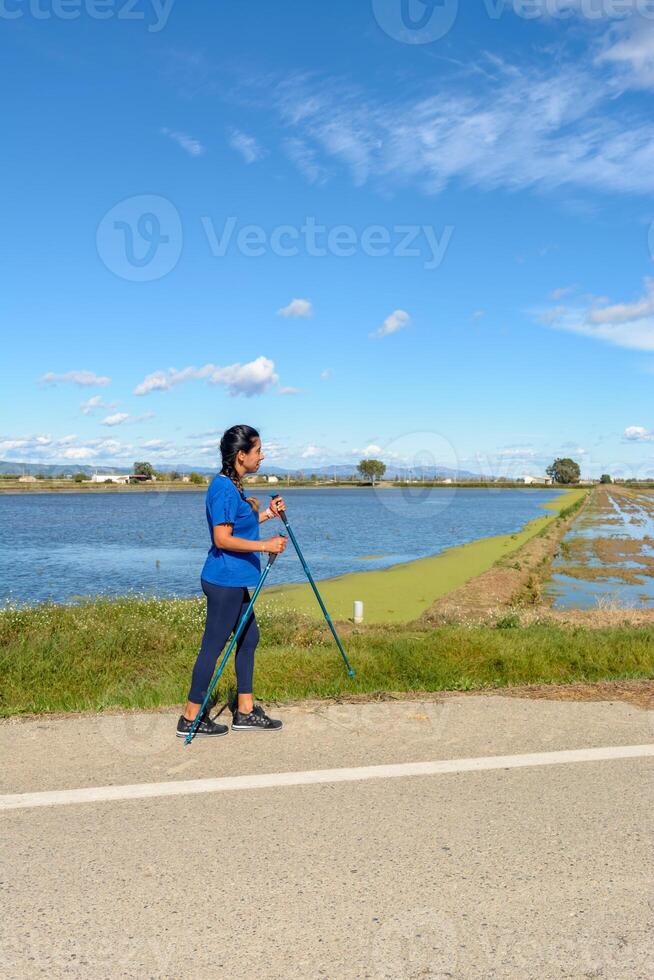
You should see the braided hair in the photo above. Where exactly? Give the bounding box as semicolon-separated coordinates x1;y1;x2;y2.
219;424;261;513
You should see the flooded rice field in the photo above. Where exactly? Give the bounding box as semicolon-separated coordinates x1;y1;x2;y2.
545;486;654;610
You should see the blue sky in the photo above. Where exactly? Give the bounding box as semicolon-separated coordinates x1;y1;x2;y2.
3;0;654;479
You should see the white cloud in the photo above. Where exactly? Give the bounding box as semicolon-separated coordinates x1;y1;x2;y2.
536;278;654;351
161;127;205;156
496;447;539;458
566;446;588;456
549;286;576;301
227;128;265;164
134;357;279;398
61;447;99;460
300;445;322;459
188;429;223;440
0;432;174;465
624;425;654;442
101;413;130;427
209;358;279;397
39;370;111;387
0;438;38;452
278;298;313;318
0;432;130;462
100;412;155;427
278;386;301;395
282;138;329;185
140;439;174;450
370;309;410;338
0;433;78;455
320;368;332;380
596;17;654;90
587;277;654;325
80;395;117;415
472;309;486;320
272;59;654;197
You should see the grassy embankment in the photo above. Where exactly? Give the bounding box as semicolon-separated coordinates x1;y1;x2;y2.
1;594;653;717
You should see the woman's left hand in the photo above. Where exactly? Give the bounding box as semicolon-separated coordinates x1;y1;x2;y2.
269;496;286;518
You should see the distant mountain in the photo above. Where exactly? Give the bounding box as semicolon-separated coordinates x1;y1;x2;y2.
291;464;480;479
0;461;125;477
0;460;482;479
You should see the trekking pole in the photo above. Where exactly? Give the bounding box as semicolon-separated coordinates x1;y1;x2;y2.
184;547;284;745
270;494;355;678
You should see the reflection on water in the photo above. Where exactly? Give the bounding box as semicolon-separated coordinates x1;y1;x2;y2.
545;488;654;610
0;486;565;606
548;573;653;610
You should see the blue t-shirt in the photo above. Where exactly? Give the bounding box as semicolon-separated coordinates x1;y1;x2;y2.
201;474;261;587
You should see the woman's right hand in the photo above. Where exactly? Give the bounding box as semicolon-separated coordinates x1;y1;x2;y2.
264;535;288;554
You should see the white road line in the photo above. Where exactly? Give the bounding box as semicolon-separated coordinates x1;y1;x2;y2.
1;744;652;812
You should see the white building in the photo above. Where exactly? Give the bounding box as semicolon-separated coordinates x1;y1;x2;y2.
266;475;279;483
90;473;131;484
517;475;553;485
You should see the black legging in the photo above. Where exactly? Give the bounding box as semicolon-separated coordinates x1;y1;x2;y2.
187;579;260;704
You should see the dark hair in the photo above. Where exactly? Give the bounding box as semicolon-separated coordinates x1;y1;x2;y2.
219;424;261;512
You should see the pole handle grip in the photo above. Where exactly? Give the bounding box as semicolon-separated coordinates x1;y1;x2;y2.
270;493;289;525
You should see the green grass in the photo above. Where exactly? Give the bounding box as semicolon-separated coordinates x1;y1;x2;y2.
260;488;588;623
1;592;651;717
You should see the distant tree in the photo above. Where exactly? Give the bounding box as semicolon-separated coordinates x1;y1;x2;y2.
189;472;204;485
600;474;612;484
133;461;154;479
73;472;85;483
546;458;580;485
310;473;318;483
357;459;386;484
168;470;181;481
35;473;45;480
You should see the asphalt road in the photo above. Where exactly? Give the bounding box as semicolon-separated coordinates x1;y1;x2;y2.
2;694;653;979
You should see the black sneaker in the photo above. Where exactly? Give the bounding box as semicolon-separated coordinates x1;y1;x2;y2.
176;714;229;738
231;703;283;732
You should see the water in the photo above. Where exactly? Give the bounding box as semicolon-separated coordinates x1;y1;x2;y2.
545;489;654;609
0;487;566;606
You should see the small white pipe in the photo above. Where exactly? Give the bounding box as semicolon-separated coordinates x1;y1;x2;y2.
353;600;364;624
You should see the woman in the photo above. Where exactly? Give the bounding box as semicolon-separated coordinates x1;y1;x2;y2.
176;424;288;738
